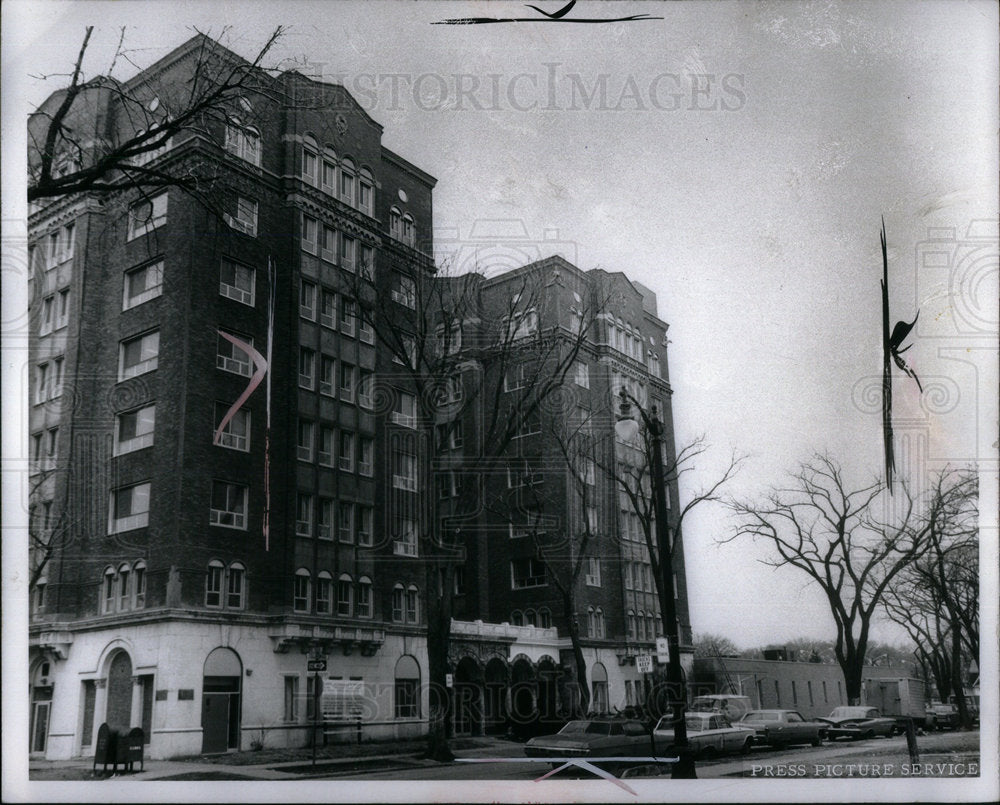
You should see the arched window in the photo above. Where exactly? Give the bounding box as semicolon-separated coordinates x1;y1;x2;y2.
337;572;353;616
321;147;338;193
206;560;224;607
301;135;319;184
538;608;551;628
405;584;419;623
358;168;374;214
227;562;246;609
133;560;147;609
340;157;355;205
402;213;415;247
293;568;311;612
118;562;132;611
316;571;332;614
646;614;655;640
392;583;404;622
591;662;609;714
522;609;535;627
627;609;636;640
637;610;646;640
357;576;373;618
394;655;421;719
511;610;523;626
389;206;402;240
587;605;596;638
102;566;116;613
595;607;606;638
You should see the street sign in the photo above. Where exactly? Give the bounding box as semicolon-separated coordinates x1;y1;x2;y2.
656;637;669;663
636;654;653;674
446;673;454;688
307;659;327;672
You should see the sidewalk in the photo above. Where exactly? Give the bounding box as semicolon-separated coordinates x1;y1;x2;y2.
29;735;523;781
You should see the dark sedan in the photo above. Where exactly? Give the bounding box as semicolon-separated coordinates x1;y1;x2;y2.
525;719;655;769
818;706;898;740
738;709;827;748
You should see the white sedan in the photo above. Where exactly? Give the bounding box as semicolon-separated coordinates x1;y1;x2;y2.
653;712;756;758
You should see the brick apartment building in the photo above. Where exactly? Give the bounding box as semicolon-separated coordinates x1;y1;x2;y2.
26;34;693;759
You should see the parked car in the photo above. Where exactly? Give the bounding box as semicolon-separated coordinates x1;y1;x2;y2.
689;694;753;723
925;703;960;731
818;706;898;740
738;709;827;748
653;712;755;758
524;719;654;769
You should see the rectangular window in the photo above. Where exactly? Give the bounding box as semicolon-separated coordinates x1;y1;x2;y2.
301;213;318;254
298;347;315;389
296;493;313;536
114;404;156;455
318;497;334;540
320;356;336;396
50;357;63;399
299;281;317;320
134;565;146;608
356;579;372;617
293;573;310;612
321;224;337;262
340;297;356;336
339;170;354;205
511;557;546;589
516;412;541;438
316;575;332;613
359;317;374;344
40;295;55;335
284;677;300;722
206;564;223;607
338;431;354;472
225;121;260;165
225;196;257;237
359;437;374;477
339;363;355;401
227;565;244;608
210;481;247;529
297;419;314;462
574;361;590;388
405;587;419;622
219;258;254;306
34;363;48;405
392;392;416;428
109;482;151;533
392;275;416;309
214;403;250;451
395;679;418;719
357;370;374;409
217;330;252;377
338;501;354;543
120;330;160;379
359;244;374;280
586;557;601;587
394;518;417;556
337;576;353;615
436;323;462;356
127;193;168;240
340;234;355;271
318;426;335;467
392;451;417;492
55;289;70;329
320;290;336;328
503;364;527;392
435;422;463;450
358;181;373;216
322;159;337;192
357;507;373;546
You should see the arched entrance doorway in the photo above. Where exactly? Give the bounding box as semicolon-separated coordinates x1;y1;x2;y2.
106;651;133;732
453;657;483;736
509;656;536;739
483;658;508;735
201;647;242;753
537;656;561;732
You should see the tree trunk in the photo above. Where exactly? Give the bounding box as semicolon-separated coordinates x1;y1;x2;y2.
423;562;455;762
949;623;971;729
841;662;864;705
562;591;591;718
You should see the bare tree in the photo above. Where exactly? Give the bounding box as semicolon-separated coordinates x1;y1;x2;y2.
349;256;599;760
725;453;936;704
882;468;978;724
27;26;286;203
692;633;741;659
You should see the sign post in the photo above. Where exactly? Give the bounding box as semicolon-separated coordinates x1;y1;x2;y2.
655;638;669;664
308;652;327;766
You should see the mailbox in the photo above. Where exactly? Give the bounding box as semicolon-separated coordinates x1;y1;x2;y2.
92;723;116;775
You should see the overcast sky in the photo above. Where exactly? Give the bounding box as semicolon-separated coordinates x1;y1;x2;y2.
4;0;998;650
